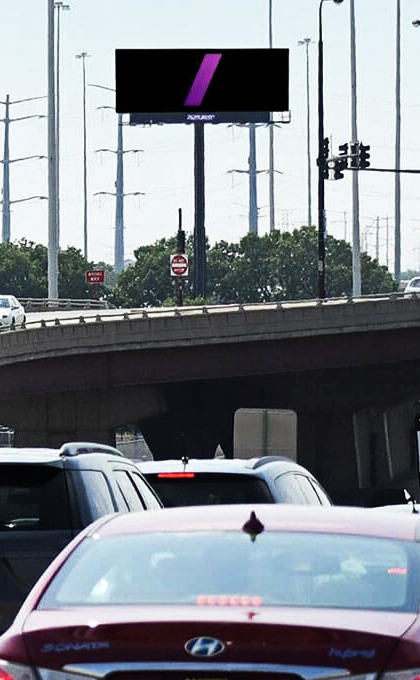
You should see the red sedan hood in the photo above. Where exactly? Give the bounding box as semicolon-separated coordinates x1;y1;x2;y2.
17;606;417;675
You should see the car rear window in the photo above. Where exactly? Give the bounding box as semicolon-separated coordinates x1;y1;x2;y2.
0;465;71;530
38;530;420;612
144;472;273;506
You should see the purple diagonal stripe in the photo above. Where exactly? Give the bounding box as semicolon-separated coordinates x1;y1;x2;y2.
184;53;222;107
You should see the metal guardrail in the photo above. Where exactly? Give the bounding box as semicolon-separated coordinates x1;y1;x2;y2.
14;290;417;318
0;290;411;334
8;290;417;328
20;298;113;311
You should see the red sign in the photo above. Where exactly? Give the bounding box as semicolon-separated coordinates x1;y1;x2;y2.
86;269;105;284
170;253;189;277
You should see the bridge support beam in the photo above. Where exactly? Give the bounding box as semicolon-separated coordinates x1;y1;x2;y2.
0;384;168;449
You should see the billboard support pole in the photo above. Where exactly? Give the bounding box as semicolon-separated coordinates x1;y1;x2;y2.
193;121;206;299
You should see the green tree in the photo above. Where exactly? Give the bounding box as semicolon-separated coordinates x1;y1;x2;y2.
0;240;46;297
111;237;179;307
111;227;398;308
59;247;99;298
0;240;114;300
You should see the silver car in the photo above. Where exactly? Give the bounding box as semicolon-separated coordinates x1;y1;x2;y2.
0;295;26;327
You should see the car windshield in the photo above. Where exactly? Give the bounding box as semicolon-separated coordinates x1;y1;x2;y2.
0;299;11;308
144;472;273;506
38;530;419;612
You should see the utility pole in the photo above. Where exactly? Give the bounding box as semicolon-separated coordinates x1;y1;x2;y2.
394;0;401;283
94;187;145;271
76;51;90;259
0;94;47;241
298;38;314;228
91;87;144;273
268;0;275;231
350;0;361;296
94;111;144;272
317;0;345;300
249;123;258;233
228;123;266;234
54;1;70;248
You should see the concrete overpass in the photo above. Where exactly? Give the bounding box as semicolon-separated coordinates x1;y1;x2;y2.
1;293;420;502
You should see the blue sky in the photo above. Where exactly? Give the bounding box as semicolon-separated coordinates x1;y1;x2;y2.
1;0;420;274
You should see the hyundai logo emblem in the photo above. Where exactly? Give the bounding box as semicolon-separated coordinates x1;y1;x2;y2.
185;637;225;657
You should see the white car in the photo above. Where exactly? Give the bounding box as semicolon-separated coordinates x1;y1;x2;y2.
0;295;26;328
404;277;420;296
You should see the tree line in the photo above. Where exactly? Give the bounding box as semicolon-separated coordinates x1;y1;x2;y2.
0;227;398;306
111;226;398;307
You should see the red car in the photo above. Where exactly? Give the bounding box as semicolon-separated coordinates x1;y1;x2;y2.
0;503;420;680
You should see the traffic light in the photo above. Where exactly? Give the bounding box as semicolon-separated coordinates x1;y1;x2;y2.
338;142;348;159
333;143;348;180
177;228;186;253
359;143;370;169
323;137;329;179
350;142;359;168
333;158;346;180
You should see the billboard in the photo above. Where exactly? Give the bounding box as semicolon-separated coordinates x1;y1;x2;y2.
115;48;289;125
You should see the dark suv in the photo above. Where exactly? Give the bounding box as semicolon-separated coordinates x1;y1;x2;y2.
0;441;162;632
137;455;332;507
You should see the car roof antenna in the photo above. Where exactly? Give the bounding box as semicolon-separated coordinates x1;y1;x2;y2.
404;488;419;514
180;432;188;470
181;455;189;470
242;511;265;542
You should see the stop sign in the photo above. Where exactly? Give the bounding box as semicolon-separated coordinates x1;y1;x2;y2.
170;253;189;277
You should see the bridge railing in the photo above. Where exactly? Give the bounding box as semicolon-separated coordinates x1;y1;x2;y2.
20;298;114;311
16;290;417;316
0;289;416;333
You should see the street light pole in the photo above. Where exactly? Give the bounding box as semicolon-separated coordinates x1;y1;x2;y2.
54;1;70;249
298;38;314;228
317;0;344;300
76;52;90;259
48;0;58;299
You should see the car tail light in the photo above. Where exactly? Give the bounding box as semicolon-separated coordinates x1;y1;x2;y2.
157;473;195;478
0;662;36;680
0;664;93;680
381;671;420;680
38;669;93;680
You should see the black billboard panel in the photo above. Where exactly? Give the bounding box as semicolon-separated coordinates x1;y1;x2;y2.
115;48;289;124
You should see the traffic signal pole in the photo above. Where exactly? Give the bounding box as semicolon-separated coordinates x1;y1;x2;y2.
176;207;186;307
